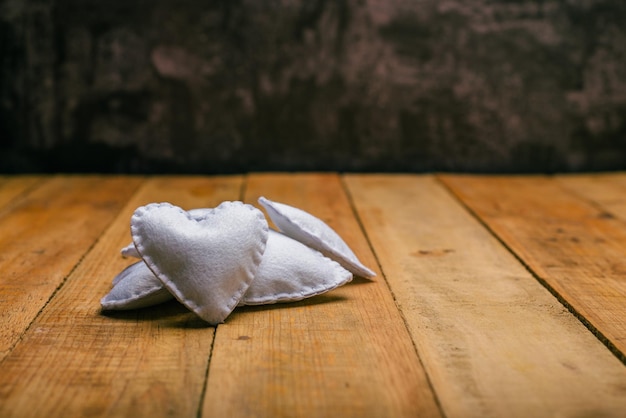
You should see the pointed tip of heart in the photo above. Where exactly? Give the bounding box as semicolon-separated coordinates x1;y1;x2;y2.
257;196;377;279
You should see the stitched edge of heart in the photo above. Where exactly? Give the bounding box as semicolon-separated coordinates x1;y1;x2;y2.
240;232;353;305
131;201;268;324
121;209;211;260
258;196;376;278
101;261;174;310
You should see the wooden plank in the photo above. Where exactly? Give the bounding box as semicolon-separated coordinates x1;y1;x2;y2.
0;175;143;360
0;176;243;418
0;175;43;211
440;174;626;362
345;174;626;418
202;173;441;418
556;173;626;221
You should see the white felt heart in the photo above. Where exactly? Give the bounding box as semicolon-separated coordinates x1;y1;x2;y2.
101;261;173;310
258;196;376;278
131;201;268;325
240;230;353;305
121;208;212;258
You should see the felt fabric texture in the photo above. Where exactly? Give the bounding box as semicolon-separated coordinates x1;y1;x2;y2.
120;243;140;259
121;208;211;258
101;261;174;310
240;230;353;305
131;201;268;325
258;196;376;278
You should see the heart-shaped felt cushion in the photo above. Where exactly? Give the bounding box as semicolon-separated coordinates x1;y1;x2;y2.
131;201;268;325
258;196;376;278
101;261;173;310
240;230;353;305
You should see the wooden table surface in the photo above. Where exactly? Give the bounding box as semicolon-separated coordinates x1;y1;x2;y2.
1;173;626;418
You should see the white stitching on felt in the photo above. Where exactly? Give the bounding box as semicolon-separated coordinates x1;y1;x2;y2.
221;201;268;313
259;197;374;277
131;201;268;323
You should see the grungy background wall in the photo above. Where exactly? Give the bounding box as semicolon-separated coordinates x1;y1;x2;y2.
1;0;625;173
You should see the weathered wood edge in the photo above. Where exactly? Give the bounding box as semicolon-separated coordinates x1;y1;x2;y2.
345;173;626;417
437;173;626;365
204;173;441;415
0;175;244;418
0;175;146;361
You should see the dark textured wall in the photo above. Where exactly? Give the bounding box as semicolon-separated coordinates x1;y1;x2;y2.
1;0;626;173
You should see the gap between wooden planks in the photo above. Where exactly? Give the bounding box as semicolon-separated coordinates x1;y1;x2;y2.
2;173;626;418
440;174;626;363
0;174;440;418
203;173;439;418
346;174;626;418
0;175;144;360
0;176;241;418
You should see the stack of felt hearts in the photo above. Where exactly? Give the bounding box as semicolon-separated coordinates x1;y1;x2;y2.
101;197;376;325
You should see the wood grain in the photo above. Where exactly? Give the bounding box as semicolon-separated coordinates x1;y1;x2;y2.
346;174;626;417
0;176;242;418
202;173;441;418
0;175;42;211
556;173;626;221
0;175;143;360
3;173;626;418
440;174;626;362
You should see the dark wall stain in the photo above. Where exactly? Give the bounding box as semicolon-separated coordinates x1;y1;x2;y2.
1;0;626;173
